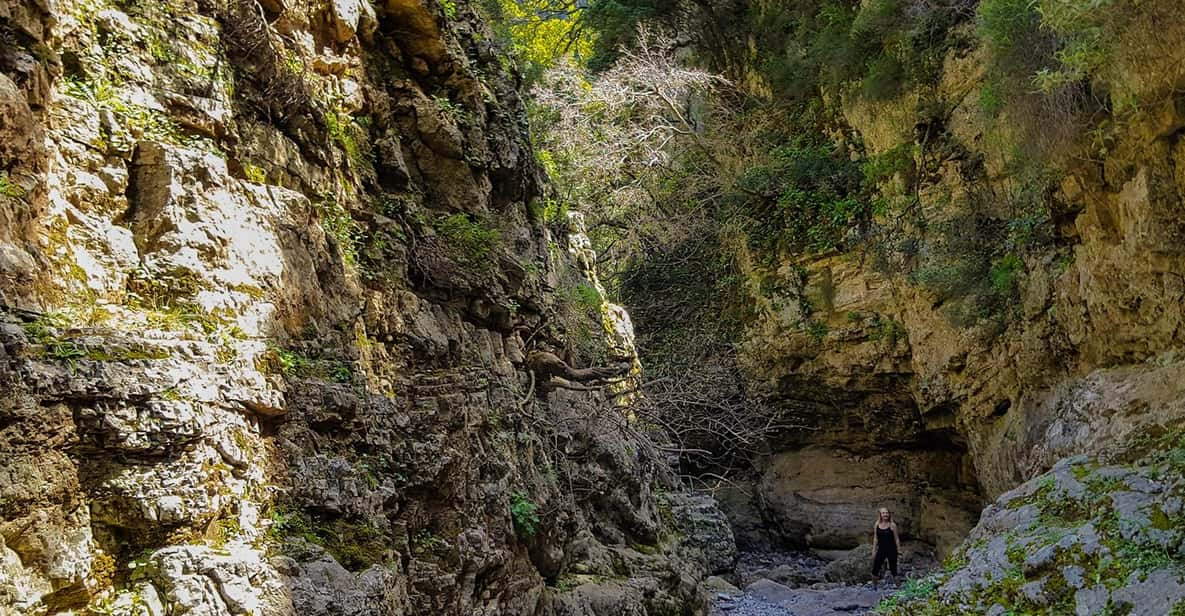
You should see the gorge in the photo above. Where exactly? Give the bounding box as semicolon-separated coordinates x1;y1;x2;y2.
3;0;1185;614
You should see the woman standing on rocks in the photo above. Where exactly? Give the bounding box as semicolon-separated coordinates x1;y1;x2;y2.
872;507;900;585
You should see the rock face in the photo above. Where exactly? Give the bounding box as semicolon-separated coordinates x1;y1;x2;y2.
711;0;1185;566
0;0;720;614
882;445;1185;615
758;447;978;552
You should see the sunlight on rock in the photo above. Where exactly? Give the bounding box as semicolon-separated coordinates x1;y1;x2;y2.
2;0;1184;614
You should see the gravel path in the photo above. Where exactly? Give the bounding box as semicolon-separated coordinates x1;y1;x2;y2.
709;550;916;616
710;582;895;616
710;592;794;616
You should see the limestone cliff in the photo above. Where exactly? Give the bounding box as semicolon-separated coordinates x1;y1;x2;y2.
687;0;1185;566
0;1;722;614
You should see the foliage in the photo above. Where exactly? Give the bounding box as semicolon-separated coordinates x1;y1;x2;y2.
528;197;568;226
532;32;870;474
22;312;69;345
910;167;1054;328
510;492;540;537
213;0;317;123
910;217;1014;327
974;0;1113;160
804;320;828;343
868;314;906;344
862;143;916;185
989;254;1023;295
314;193;362;266
480;0;595;81
325;110;372;170
411;529;447;553
736;136;870;256
268;505;391;571
619;231;797;473
271;347;310;376
330;361;353;384
581;0;681;70
433;213;501;266
1031;0;1114;92
63;73;192;146
978;0;1042;50
531;32;736;288
432;95;464;122
24;310;174;368
0;171;25;199
876;578;938;610
241;163;268;184
737;0;972;102
978;80;1004;116
564;282;603;314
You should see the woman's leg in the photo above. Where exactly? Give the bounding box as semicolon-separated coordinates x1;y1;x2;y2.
889;551;899;576
872;550;886;577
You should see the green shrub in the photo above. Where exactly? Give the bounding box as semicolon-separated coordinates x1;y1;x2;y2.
989;254;1023;294
868;315;905;344
325;111;372;169
567;282;602;314
330;361;353;384
908;165;1054;328
510;492;539;537
737;137;869;255
268;505;391;571
910;211;1018;327
862;143;915;184
432;95;464;122
861;55;905;100
976;0;1109;148
978;0;1041;50
315;193;362;266
411;529;446;553
805;320;828;343
268;506;319;543
434;213;501;265
877;577;938;610
242;164;268;184
510;494;539;536
978;81;1004;116
271;347;310;376
0;171;25;199
528;198;568;225
1031;0;1112;92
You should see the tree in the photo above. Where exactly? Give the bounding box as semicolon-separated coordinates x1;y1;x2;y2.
530;27;732;287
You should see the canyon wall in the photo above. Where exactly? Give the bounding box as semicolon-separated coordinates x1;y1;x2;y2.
0;1;722;614
719;1;1185;561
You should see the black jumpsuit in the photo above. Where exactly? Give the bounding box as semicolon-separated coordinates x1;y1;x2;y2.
873;524;898;576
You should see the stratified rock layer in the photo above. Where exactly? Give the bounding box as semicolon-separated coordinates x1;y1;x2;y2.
718;0;1185;563
0;0;723;614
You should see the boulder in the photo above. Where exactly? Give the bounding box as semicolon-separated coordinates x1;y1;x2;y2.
663;492;738;574
326;0;377;43
702;575;739;594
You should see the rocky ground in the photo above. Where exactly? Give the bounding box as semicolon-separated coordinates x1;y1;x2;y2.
707;547;939;616
879;442;1185;615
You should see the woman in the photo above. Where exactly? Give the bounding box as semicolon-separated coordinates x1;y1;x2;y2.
871;507;900;584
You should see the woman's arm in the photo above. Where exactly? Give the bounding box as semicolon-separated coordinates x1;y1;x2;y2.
872;523;878;549
892;523;901;550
